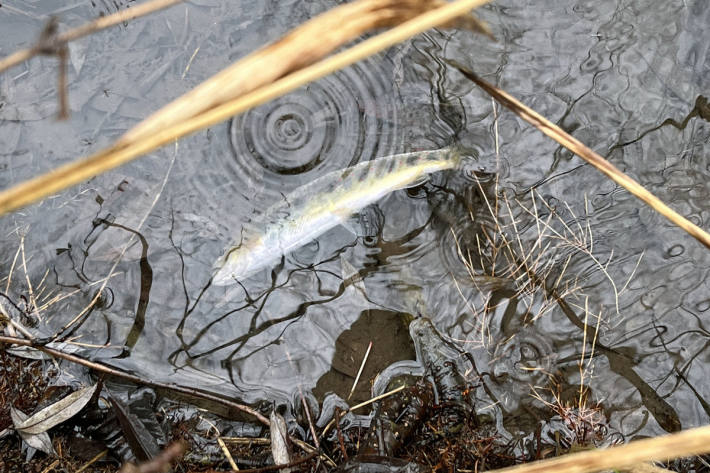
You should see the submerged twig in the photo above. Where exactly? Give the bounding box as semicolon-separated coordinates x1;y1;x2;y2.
0;0;494;216
450;63;710;250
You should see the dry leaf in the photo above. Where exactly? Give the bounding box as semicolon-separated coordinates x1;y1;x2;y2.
14;383;98;435
270;410;291;473
109;394;162;462
10;407;55;455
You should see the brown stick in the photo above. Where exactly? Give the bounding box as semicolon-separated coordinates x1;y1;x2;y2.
0;0;494;217
452;64;710;250
0;334;270;426
118;441;186;473
485;424;710;473
0;0;183;74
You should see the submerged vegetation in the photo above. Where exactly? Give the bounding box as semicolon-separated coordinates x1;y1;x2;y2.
1;0;710;472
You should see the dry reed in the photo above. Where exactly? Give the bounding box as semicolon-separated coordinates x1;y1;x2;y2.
485;424;710;473
0;0;493;216
451;63;710;250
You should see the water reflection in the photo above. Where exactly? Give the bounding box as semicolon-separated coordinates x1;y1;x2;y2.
1;0;710;443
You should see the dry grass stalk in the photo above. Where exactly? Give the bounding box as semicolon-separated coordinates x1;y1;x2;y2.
119;0;493;145
74;449;108;473
0;0;494;217
0;0;183;74
451;64;710;250
485;424;710;473
457;182;631;346
456;103;701;473
347;340;373;400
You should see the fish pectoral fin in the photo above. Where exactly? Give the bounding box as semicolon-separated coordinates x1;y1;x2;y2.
329;206;361;236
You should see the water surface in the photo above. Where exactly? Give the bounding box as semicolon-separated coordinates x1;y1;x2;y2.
1;0;709;444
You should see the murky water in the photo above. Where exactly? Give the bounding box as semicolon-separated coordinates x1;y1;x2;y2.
1;0;709;445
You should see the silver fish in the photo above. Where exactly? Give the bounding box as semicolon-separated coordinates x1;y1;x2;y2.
213;148;462;285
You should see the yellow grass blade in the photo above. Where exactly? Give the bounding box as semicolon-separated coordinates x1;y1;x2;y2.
486;424;710;473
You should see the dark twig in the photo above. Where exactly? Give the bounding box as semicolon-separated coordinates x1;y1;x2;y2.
34;17;70;119
334;407;348;461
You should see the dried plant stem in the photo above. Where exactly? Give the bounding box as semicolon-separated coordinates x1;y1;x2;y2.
0;0;183;74
0;334;269;426
486;424;710;473
347;340;373;400
0;0;493;217
75;450;108;473
120;0;491;145
452;64;710;250
217;436;239;471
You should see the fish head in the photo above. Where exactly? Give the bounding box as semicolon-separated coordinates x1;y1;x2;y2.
457;150;506;180
212;239;265;285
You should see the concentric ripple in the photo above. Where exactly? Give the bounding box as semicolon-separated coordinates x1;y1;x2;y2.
227;57;401;209
491;324;557;387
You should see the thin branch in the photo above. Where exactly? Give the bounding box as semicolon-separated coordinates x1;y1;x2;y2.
0;334;270;426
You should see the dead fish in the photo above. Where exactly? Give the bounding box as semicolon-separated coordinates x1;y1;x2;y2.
213;148;475;285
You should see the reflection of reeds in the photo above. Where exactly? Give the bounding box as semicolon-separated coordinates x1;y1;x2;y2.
455;103;708;473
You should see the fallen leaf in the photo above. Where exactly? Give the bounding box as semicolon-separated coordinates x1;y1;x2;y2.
109;394;161;462
270;409;291;473
10;407;55;455
14;383;98;435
